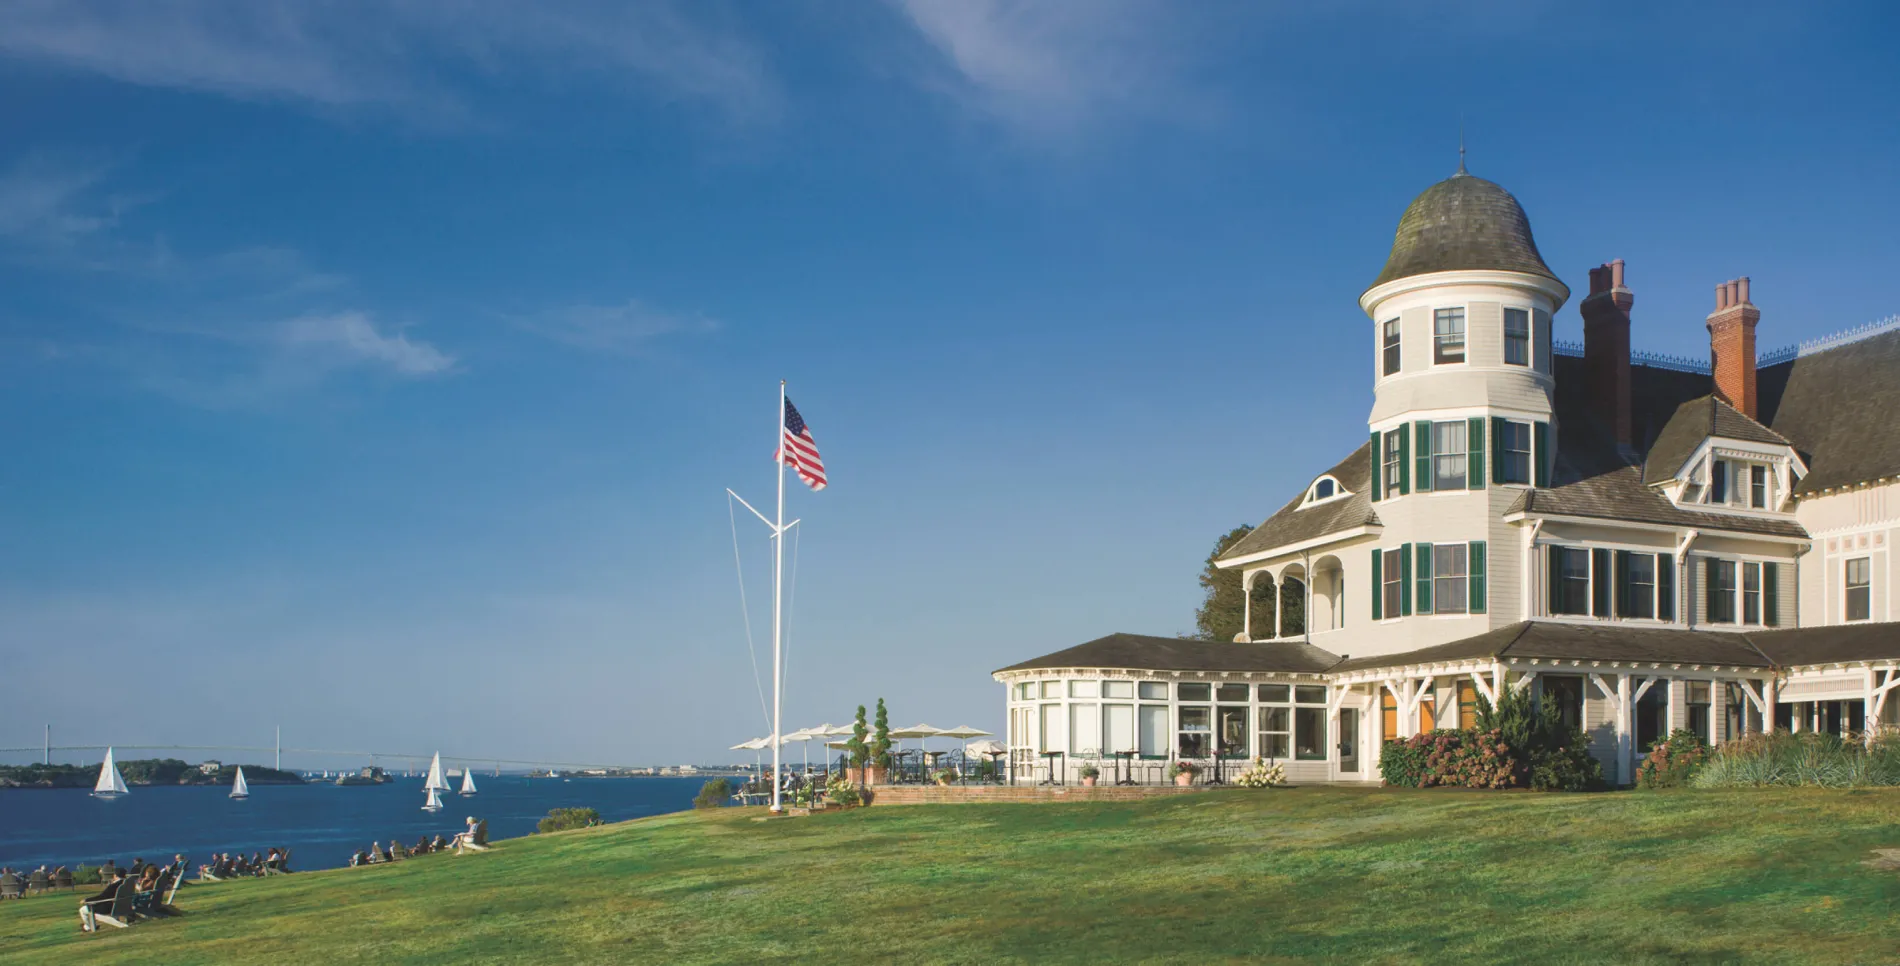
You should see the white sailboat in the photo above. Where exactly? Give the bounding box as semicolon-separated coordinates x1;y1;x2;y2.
459;769;477;796
230;766;250;800
92;747;129;799
421;752;449;811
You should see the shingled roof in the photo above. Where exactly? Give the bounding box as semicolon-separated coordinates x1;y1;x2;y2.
1367;171;1562;292
1216;443;1380;566
1642;396;1791;485
1331;621;1778;673
994;633;1341;676
1760;326;1900;495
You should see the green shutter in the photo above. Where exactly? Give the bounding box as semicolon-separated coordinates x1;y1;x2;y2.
1400;543;1413;616
1369;431;1381;502
1397;429;1411;495
1658;553;1675;622
1415;422;1433;492
1533;422;1551;487
1764;562;1779;626
1371;548;1383;621
1615;550;1632;619
1491;417;1508;486
1470;540;1487;613
1468;417;1486;490
1592;548;1612;618
1416;542;1434;614
1546;545;1563;616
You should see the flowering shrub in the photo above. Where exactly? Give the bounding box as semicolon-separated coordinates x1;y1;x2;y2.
1235;758;1286;788
1636;729;1710;788
825;773;862;807
1378;685;1603;792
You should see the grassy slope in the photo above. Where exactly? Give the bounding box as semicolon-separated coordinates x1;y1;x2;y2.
3;787;1897;965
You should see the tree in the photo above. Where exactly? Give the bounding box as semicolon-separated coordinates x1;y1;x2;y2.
846;705;869;769
872;698;893;769
1193;525;1254;641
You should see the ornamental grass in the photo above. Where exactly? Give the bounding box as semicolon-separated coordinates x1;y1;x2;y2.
1691;730;1900;788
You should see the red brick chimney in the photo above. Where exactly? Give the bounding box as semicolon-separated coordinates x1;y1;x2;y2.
1707;277;1760;418
1580;258;1634;449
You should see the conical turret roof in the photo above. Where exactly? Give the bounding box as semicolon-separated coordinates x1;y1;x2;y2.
1367;169;1558;292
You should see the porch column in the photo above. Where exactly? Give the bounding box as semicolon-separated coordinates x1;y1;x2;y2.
1764;676;1778;733
1617;673;1633;786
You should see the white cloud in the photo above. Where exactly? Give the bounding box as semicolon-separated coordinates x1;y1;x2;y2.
280;311;456;376
890;0;1219;140
0;155;115;242
516;299;718;356
0;0;780;126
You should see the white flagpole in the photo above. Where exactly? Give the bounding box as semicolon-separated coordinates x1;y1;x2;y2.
770;379;787;813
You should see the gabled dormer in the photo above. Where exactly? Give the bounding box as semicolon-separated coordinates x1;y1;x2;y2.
1643;396;1806;514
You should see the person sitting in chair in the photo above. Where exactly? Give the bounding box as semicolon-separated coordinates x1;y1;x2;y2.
78;869;128;931
452;816;479;851
349;850;366;868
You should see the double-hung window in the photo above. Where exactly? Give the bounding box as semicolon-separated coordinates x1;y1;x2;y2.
1553;547;1591;615
1625;553;1656;619
1504;308;1530;366
1257;685;1290;759
1382;319;1401;376
1711;460;1729;504
1293;686;1327;761
1433;307;1466;364
1846;557;1872;621
1433;421;1467;490
1381;549;1403;619
1433;544;1469;615
1383;430;1404;499
1750;465;1769;509
1500;421;1532;484
1742;562;1763;624
1708;560;1737;623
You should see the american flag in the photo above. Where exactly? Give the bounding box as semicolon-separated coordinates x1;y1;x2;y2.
778;397;827;491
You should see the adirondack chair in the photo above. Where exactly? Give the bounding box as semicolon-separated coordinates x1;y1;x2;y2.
80;878;139;931
389;842;409;862
0;872;22;900
53;868;73;891
456;820;490;853
26;870;49;896
134;871;173;917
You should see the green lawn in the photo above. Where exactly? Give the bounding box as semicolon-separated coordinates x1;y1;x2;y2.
4;787;1898;964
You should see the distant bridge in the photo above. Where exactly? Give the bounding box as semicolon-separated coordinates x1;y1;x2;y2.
0;742;672;774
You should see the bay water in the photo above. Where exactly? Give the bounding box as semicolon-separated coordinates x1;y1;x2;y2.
0;775;717;873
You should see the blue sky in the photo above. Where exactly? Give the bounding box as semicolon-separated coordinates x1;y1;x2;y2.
3;1;1897;768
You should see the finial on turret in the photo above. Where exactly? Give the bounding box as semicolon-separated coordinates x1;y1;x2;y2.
1457;118;1467;175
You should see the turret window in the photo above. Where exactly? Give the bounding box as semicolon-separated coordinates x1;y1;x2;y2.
1383;431;1404;498
1499;421;1532;484
1504;308;1530;366
1433;421;1467;490
1382;319;1401;376
1433;308;1466;364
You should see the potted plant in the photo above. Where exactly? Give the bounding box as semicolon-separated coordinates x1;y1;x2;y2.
934;769;957;787
1079;764;1100;787
1168;761;1200;787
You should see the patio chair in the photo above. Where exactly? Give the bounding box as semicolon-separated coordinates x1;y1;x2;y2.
0;872;21;900
80;878;139;932
26;870;49;896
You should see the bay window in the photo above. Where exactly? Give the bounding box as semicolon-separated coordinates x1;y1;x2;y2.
1382;318;1401;376
1433;543;1469;615
1433;307;1466;364
1504;308;1530;366
1383;430;1404;498
1381;548;1403;619
1552;546;1591;615
1433;420;1467;490
1498;420;1532;485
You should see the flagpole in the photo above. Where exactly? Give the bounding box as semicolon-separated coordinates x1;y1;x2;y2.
770;379;787;814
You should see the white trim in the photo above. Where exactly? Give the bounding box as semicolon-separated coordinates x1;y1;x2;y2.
1503;511;1810;545
1359;269;1571;318
1216;525;1381;570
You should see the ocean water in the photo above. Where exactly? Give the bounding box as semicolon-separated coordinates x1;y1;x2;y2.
0;775;719;872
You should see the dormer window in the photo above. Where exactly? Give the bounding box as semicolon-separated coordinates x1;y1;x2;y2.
1433;308;1465;364
1301;475;1349;508
1707;458;1773;509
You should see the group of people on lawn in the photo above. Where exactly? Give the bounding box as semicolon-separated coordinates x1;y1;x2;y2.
200;847;293;880
77;855;189;931
352;816;487;867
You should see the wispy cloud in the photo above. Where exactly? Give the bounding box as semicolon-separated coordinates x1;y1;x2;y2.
280;311;457;377
515;299;719;356
0;154;118;243
890;0;1222;141
0;0;780;127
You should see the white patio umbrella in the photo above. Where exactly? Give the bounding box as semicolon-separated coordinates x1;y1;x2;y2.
937;725;993;740
965;739;1006;756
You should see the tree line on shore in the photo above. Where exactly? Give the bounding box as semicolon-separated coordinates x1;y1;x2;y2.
0;758;304;788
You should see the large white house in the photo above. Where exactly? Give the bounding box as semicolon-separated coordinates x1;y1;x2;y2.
995;164;1900;786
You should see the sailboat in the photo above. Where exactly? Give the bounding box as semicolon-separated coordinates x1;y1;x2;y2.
459;768;477;796
421;752;449;812
230;766;250;800
92;747;129;799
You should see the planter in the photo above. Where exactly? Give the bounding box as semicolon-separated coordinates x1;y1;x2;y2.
845;766;889;786
935;779;951;787
1173;773;1194;787
1080;776;1098;787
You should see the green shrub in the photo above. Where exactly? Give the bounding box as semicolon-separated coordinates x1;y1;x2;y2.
1692;731;1900;788
1636;729;1710;788
693;778;733;809
1377;739;1430;788
1379;687;1602;792
537;807;601;833
825;774;862;807
73;865;101;885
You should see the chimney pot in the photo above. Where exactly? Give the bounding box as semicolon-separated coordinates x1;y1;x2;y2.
1715;283;1728;310
1588;266;1603;294
1738;276;1750;305
1610;258;1625;289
